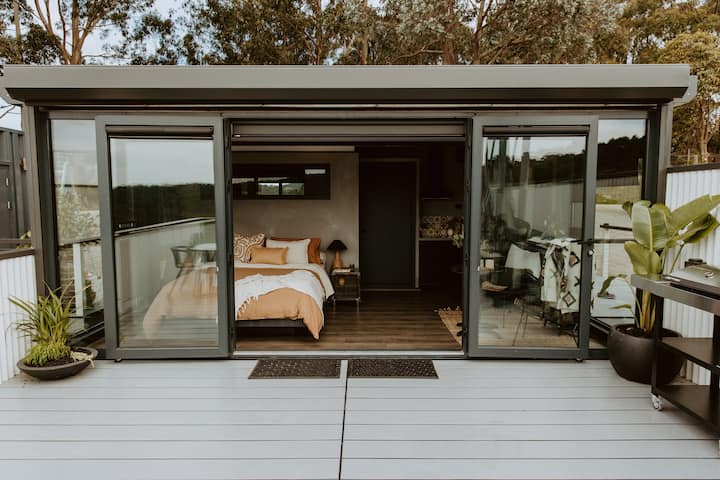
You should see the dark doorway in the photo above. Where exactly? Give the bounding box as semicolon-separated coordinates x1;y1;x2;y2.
359;160;416;289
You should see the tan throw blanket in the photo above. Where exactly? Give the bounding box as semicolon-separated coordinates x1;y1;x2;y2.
143;266;327;340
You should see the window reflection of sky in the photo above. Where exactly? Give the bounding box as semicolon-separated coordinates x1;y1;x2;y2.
111;138;214;187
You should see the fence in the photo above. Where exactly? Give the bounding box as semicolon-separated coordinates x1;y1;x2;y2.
664;164;720;385
0;249;36;383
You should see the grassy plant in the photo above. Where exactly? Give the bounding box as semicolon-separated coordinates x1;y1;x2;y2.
23;343;72;367
10;286;75;367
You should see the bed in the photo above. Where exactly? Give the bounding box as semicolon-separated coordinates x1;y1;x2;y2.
142;260;334;340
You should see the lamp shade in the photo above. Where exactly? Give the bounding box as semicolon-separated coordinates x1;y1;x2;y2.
327;239;347;251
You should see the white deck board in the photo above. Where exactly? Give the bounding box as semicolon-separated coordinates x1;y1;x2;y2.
340;459;720;480
0;359;717;480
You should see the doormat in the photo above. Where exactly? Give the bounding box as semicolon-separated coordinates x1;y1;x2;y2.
348;359;438;378
438;307;463;346
249;358;341;378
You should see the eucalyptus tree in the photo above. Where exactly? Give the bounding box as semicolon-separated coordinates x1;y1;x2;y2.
659;31;720;163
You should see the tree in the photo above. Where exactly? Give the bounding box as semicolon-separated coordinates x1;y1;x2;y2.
112;9;181;64
621;0;720;63
0;0;153;64
374;0;621;66
335;0;376;65
0;0;59;63
472;0;621;64
183;0;343;65
659;31;720;163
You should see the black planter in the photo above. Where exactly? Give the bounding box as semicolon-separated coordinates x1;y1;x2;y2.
17;347;97;381
608;325;684;385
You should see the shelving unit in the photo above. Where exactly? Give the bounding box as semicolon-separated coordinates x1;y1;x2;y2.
631;274;720;452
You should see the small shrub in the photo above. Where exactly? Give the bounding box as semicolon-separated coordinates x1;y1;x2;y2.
10;286;74;367
23;342;72;367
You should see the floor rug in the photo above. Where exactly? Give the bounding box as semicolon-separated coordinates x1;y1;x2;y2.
348;359;438;378
249;358;341;378
438;307;463;345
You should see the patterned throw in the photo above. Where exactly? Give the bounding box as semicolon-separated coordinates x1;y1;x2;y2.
233;233;265;262
540;238;582;313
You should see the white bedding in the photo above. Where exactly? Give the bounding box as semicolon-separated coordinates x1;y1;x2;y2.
233;261;335;297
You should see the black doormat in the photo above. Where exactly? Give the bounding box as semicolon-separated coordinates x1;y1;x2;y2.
348;359;438;378
249;358;341;378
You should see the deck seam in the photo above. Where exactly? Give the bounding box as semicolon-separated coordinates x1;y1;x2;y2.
338;361;349;480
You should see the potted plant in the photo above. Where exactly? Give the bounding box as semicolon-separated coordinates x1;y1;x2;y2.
10;287;97;381
600;194;720;384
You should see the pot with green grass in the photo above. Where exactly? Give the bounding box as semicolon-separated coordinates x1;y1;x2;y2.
11;287;96;381
600;194;720;384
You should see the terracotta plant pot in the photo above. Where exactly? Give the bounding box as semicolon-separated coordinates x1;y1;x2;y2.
608;325;684;385
17;347;97;381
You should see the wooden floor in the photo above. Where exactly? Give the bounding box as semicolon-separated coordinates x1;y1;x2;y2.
235;290;462;351
1;359;718;479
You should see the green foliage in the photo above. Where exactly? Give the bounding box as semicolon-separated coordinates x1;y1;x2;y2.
55;187;99;244
0;0;152;64
10;286;75;367
23;342;72;367
620;1;720;162
600;195;720;335
659;31;720;163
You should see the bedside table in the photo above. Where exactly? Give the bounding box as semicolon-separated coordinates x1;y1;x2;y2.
330;270;361;307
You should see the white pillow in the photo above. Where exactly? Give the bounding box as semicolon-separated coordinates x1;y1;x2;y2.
265;238;310;264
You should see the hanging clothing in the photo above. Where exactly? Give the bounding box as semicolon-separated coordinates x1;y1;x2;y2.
540;238;582;314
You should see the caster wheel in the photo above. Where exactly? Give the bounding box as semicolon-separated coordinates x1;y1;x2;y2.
114;358;123;363
575;358;584;363
651;394;664;411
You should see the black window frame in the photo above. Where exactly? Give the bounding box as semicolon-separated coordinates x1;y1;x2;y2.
232;163;331;200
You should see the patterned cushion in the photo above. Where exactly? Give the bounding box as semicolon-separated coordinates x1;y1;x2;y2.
233;233;265;262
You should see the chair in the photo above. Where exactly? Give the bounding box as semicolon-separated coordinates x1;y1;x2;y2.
170;246;194;278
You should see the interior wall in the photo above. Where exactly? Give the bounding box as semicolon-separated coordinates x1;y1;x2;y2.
232;151;359;269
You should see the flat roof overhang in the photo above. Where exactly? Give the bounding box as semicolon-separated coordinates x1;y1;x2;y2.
0;64;691;106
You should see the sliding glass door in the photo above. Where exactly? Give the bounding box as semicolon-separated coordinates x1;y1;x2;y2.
468;116;598;359
97;117;231;358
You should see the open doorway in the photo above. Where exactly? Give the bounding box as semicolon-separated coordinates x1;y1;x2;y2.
229;138;465;352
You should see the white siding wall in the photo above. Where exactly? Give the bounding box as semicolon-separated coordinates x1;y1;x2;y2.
664;168;720;385
0;253;36;384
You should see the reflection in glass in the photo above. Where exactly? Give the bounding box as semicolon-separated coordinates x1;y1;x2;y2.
110;137;218;348
51;120;104;345
592;119;647;334
477;134;588;349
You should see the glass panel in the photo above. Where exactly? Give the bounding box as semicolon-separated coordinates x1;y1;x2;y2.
592;119;647;335
110;137;217;348
477;133;587;349
51;120;105;347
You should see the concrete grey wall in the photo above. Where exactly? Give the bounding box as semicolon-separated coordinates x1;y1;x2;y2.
232;151;359;269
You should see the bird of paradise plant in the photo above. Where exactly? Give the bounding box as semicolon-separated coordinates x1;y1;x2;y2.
600;194;720;336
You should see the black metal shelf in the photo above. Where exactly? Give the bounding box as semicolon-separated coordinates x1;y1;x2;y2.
654;384;720;432
631;274;720;438
660;338;720;376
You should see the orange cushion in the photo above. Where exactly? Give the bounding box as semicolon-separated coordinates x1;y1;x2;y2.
271;237;322;264
250;246;288;265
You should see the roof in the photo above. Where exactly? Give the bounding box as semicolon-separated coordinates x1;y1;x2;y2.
0;64;692;106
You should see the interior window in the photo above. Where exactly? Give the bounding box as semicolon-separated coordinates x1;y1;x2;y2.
233;163;330;199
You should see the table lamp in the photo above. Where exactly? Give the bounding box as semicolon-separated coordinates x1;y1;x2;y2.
327;240;347;270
